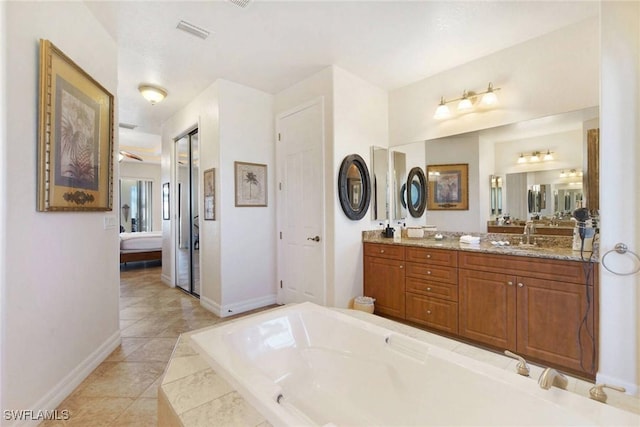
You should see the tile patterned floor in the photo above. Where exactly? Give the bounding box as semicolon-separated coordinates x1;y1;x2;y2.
40;264;259;427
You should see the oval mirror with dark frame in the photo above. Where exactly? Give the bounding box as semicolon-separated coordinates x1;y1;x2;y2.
406;167;427;217
338;154;371;220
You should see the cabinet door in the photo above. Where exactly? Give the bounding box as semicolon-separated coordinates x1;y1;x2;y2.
517;277;595;375
363;256;405;319
459;269;516;350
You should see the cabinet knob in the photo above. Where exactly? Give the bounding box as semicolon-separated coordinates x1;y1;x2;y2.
426;254;432;259
380;249;385;253
426;310;432;314
427;287;432;291
518;282;524;288
427;271;432;275
507;281;514;286
399;265;403;269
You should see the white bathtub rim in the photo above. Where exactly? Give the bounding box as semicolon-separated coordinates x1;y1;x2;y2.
190;302;639;427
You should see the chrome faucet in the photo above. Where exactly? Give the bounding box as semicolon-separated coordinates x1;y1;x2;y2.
522;221;536;245
538;368;568;390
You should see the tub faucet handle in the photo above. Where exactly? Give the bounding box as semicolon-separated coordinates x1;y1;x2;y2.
504;350;530;376
589;383;626;403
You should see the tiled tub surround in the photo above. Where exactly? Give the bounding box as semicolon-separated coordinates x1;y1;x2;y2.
159;305;640;426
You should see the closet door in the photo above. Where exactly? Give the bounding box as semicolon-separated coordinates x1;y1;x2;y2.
175;129;200;297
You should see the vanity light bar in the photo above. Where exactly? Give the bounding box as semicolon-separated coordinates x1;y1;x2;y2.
434;82;501;120
517;150;554;164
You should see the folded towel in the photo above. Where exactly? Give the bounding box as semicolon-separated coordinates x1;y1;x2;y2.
459;235;481;244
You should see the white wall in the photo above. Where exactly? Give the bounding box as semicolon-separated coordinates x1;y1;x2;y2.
0;0;7;409
162;79;276;316
332;67;388;308
1;1;120;422
598;0;640;395
119;162;162;232
389;17;599;146
218;80;276;314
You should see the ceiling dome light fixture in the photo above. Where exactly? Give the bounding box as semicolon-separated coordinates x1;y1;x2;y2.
138;84;167;105
434;82;501;120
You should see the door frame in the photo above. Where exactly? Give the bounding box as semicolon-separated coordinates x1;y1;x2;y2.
275;97;327;305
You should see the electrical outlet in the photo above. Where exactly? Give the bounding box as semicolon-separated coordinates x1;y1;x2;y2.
103;215;117;229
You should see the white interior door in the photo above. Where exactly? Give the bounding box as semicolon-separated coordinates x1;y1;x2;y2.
277;99;325;305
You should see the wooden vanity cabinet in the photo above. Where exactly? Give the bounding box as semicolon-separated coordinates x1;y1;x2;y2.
458;251;597;376
405;247;459;334
363;243;405;319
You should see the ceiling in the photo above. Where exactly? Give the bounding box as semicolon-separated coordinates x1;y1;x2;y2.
88;1;599;162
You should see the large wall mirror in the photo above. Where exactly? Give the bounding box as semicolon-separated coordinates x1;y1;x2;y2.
386;106;599;232
120;178;153;232
370;146;389;221
338;154;371;220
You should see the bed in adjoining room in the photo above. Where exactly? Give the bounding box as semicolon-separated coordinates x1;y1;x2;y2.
120;231;162;264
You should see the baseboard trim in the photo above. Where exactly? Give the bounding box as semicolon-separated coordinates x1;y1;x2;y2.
200;295;222;317
10;330;121;427
200;294;277;318
160;273;173;287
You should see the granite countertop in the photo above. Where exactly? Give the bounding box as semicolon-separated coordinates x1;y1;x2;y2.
363;230;598;262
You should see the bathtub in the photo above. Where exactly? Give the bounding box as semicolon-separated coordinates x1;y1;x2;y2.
190;302;638;427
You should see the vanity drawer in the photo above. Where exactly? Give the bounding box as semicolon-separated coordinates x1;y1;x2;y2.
406;277;458;301
406;293;458;334
364;243;404;261
405;263;457;285
405;247;458;267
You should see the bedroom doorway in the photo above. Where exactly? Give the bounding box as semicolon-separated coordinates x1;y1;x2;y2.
175;129;200;297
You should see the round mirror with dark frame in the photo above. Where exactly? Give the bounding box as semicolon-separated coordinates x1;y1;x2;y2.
407;167;427;217
338;154;371;220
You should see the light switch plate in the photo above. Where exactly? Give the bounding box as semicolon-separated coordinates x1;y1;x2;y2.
104;215;117;229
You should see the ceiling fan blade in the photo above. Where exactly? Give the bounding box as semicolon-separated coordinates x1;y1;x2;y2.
119;150;143;161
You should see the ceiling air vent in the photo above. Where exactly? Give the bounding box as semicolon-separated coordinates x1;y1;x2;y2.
176;20;210;40
118;123;137;130
227;0;251;8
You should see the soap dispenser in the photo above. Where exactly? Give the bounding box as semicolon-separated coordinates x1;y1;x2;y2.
393;222;402;242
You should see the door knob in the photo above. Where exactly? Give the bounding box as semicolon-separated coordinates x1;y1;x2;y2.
307;236;320;242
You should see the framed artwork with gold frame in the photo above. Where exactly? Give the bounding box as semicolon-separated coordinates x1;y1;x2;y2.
426;163;469;210
37;39;114;211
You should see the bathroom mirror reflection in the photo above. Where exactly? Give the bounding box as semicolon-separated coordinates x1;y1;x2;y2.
490;175;503;216
392;151;407;220
120;178;153;232
387;107;598;232
370;146;389;221
506;169;584;220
